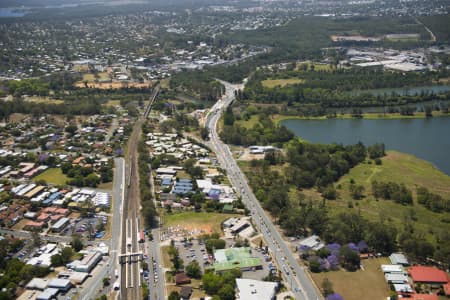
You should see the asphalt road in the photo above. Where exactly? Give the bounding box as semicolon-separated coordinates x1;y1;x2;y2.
77;157;125;300
147;161;165;300
205;80;323;300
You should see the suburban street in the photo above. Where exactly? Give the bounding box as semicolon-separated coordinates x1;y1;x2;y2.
205;80;323;300
78;157;125;300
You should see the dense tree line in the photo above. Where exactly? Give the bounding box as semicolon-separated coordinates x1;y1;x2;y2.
419;15;450;43
5;72;81;97
238;67;450;109
0;98;102;121
138;136;157;228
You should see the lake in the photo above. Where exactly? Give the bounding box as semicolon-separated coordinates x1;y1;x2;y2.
281;117;450;175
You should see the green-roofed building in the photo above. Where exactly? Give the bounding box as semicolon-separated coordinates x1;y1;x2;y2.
213;247;262;272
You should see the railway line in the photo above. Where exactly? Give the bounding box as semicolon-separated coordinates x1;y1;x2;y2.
118;84;159;300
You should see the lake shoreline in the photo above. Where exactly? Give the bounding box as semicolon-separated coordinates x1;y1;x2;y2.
280;116;450;175
274;111;450;123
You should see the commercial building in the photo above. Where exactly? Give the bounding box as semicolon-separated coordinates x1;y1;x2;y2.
51;217;70;232
67;251;102;273
236;278;278;300
381;264;405;274
213;247;262;272
26;278;48;291
36;288;59;300
298;235;324;251
48;278;72;292
409;266;449;284
389;253;409;266
385;273;409;284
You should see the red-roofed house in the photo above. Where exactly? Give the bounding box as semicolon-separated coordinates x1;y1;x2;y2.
37;213;50;222
55;208;69;216
50;214;63;222
411;294;439;300
42;207;58;214
24;221;44;231
409;266;449;284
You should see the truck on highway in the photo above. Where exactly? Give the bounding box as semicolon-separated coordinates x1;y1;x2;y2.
113;281;120;291
127;238;132;248
114;269;119;278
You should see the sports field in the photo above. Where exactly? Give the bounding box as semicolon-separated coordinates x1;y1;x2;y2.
33;168;68;186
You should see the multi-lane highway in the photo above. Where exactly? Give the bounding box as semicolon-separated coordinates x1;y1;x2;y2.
205;80;323;300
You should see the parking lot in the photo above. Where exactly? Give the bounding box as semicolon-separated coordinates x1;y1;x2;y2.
175;239;274;280
175;239;210;272
61;215;107;239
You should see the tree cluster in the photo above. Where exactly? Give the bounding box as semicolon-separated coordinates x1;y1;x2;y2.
170;71;224;102
0;238;50;299
202;269;241;300
61;162;100;187
138;137;157;228
220;114;294;146
371;181;413;205
417;187;450;213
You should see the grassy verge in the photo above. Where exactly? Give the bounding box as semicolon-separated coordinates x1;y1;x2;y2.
161;245;173;268
33;168;68;186
311;257;390;300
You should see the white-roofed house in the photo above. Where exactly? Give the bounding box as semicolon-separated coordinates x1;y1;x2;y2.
389;253;409;266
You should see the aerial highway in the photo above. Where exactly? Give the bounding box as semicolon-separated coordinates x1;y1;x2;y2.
205;80;323;300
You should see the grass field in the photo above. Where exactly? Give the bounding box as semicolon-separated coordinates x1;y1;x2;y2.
296;62;334;72
311;257;390;300
261;78;305;88
310;151;450;242
33;168;68;186
235;115;260;129
23;96;64;105
104;100;121;107
98;181;113;190
82;72;110;82
162;212;242;235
